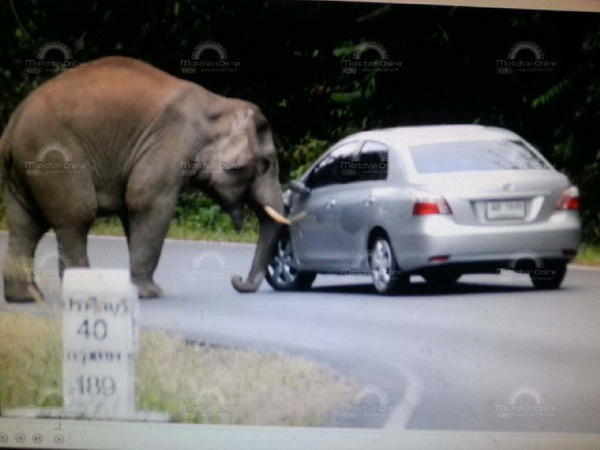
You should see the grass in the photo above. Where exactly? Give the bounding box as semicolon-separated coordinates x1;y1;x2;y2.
0;311;356;426
575;243;600;267
0;210;258;244
91;217;258;243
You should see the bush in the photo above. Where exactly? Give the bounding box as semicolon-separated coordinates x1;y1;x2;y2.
287;136;330;181
174;190;258;236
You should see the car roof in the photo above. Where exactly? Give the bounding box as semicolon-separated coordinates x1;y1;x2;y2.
339;124;522;147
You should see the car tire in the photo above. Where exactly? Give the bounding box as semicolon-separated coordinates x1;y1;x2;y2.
266;233;316;291
423;272;461;287
530;261;567;290
369;236;408;295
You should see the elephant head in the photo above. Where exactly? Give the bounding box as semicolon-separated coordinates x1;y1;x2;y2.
190;103;289;293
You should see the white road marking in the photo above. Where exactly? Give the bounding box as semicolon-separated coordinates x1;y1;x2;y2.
384;365;424;429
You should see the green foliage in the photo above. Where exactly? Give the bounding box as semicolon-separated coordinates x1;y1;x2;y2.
175;192;224;230
174;191;258;238
531;78;572;109
528;23;600;243
288;137;330;180
81;192;259;241
577;243;600;266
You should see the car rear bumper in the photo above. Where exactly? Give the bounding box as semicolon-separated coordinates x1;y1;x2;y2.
414;259;568;278
391;211;581;273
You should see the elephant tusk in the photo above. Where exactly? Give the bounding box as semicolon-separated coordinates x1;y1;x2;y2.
288;211;308;223
263;205;291;225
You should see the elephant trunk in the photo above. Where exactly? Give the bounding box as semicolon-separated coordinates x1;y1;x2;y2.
231;208;283;293
231;181;287;293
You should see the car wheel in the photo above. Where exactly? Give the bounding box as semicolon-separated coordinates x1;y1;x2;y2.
423;272;461;286
369;236;408;295
266;234;316;291
530;261;567;290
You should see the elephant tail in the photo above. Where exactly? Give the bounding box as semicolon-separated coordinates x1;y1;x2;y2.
0;108;18;207
0;134;7;213
0;123;9;192
0;128;7;192
0;103;21;192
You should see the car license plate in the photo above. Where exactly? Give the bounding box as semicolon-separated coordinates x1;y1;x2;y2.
486;200;526;220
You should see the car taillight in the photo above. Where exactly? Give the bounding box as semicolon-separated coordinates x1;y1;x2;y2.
412;191;452;215
556;186;579;211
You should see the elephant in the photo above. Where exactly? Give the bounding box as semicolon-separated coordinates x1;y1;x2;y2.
0;56;290;302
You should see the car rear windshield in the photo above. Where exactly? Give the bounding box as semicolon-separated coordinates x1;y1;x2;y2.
409;139;551;173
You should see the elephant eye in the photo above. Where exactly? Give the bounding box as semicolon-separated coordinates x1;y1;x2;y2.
256;157;270;175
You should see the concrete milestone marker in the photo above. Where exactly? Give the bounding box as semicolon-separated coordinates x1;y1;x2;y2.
61;269;168;421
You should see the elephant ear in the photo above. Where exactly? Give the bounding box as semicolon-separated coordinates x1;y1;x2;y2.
229;108;255;136
222;108;261;173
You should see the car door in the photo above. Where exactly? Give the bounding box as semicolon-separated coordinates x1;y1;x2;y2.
290;141;359;270
335;140;390;268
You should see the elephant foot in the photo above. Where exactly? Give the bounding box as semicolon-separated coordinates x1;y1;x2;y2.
134;280;164;299
4;281;45;303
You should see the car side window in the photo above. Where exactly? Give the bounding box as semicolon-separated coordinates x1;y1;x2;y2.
306;141;359;189
356;140;389;181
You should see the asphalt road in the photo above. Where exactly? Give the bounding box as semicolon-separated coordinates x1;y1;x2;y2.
1;233;599;433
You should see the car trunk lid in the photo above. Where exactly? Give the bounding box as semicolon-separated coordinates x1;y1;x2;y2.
416;170;570;225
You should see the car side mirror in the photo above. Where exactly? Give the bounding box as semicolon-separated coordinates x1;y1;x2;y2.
290;180;311;196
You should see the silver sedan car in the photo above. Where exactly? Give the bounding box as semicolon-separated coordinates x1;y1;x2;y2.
266;125;581;294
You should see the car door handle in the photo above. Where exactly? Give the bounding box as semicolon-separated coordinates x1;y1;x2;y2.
325;199;337;210
364;195;376;207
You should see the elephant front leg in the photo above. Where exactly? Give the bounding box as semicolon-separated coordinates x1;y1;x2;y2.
118;212;131;249
127;204;174;298
55;224;91;277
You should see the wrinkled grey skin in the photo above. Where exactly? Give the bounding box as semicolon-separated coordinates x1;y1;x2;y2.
0;56;286;302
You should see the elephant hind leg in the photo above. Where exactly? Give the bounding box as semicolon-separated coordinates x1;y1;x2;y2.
3;193;49;303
